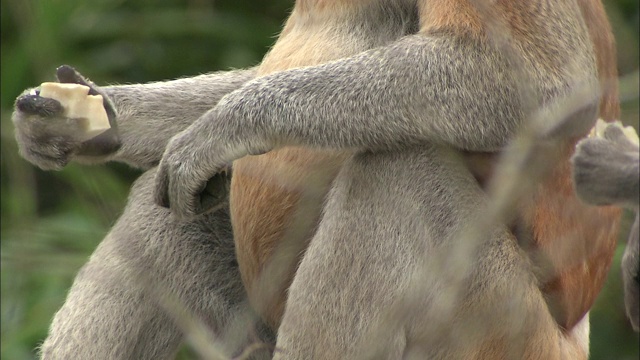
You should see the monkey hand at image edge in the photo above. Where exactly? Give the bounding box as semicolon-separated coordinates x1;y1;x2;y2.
572;120;640;331
13;65;234;210
12;65;121;170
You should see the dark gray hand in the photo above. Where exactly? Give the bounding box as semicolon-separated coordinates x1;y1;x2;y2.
12;65;120;170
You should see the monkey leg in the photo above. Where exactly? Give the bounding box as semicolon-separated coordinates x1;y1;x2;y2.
40;169;273;360
275;145;587;360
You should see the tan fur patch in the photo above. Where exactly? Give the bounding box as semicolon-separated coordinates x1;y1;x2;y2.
231;1;363;327
232;148;346;327
532;148;620;329
526;0;620;332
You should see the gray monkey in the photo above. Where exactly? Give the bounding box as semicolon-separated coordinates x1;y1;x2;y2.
13;0;422;359
13;66;276;359
572;121;640;331
154;0;606;358
12;0;618;359
12;0;420;357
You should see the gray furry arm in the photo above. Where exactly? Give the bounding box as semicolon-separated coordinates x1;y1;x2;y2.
100;68;257;168
218;35;526;153
155;31;594;216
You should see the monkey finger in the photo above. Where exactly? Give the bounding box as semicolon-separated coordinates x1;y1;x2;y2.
75;128;122;157
574;137;607;157
154;164;172;209
14;128;78;171
155;152;201;218
603;125;639;151
15;95;64;117
168;171;202;220
56;65;118;124
602;124;626;142
56;65;96;92
198;170;231;214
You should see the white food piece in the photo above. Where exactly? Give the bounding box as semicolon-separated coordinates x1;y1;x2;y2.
588;118;608;138
621;124;640;146
589;118;639;146
39;82;111;141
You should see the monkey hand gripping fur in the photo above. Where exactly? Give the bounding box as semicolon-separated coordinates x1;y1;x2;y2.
572;119;640;331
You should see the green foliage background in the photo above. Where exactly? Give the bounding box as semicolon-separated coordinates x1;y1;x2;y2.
1;1;638;359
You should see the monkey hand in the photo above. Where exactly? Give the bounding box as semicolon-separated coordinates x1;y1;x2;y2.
12;65;120;170
154;101;270;218
571;120;639;208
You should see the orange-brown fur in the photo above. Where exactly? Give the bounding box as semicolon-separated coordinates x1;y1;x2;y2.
231;5;358;326
230;0;620;348
521;0;621;330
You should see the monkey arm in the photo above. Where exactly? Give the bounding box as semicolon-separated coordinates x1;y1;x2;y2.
213;32;597;154
13;67;256;170
100;68;257;168
155;31;597;217
223;35;525;153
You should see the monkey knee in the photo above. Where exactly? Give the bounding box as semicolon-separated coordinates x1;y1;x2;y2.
40;252;161;359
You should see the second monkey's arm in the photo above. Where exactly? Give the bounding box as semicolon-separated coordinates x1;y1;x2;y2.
155;13;599;217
